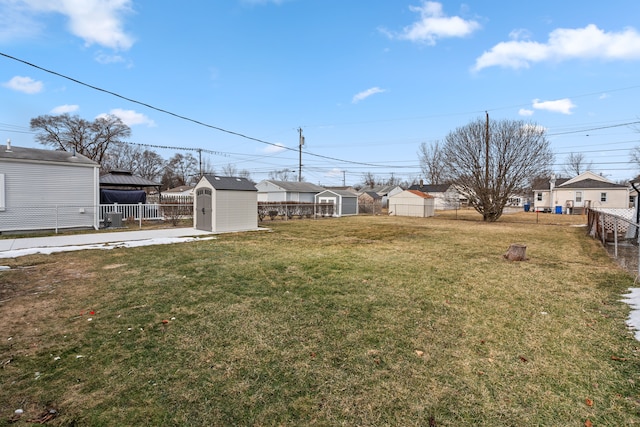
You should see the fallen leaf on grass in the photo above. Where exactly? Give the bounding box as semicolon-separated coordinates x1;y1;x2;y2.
585;398;593;407
611;355;628;361
519;355;528;363
415;350;424;357
585;420;593;427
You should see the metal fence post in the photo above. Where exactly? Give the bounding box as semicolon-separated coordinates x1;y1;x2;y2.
55;205;59;234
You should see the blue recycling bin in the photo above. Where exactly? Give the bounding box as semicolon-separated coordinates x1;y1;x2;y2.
524;204;530;212
555;205;562;214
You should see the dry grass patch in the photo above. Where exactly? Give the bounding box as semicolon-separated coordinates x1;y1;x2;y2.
0;214;639;426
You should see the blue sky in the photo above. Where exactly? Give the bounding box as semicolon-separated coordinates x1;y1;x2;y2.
1;0;640;186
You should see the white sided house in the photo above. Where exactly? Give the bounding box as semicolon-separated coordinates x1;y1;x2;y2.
533;171;629;213
194;175;258;232
388;190;435;218
256;180;325;202
314;189;358;217
0;142;100;233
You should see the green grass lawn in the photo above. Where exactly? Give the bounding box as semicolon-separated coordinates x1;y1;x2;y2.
1;213;639;426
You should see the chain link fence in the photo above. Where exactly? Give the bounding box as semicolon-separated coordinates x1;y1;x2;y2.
586;208;639;278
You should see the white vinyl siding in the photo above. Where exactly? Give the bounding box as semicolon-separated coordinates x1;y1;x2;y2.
0;160;98;232
0;173;4;211
214;190;258;232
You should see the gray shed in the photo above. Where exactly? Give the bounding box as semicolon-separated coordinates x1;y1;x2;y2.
193;175;258;232
314;189;358;217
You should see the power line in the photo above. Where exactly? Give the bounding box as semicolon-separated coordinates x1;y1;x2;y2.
547;121;640;136
0;51;397;169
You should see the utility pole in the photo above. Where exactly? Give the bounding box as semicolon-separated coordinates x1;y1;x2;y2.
298;127;304;182
343;170;346;187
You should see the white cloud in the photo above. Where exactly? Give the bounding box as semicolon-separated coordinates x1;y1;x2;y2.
94;51;126;64
352;87;386;104
0;1;44;42
474;24;640;71
263;143;286;154
382;1;480;45
2;0;135;50
2;76;43;94
51;104;79;114
599;93;610;100
532;98;576;115
518;108;534;116
98;108;155;127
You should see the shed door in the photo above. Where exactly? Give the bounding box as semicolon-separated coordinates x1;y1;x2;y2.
196;188;212;231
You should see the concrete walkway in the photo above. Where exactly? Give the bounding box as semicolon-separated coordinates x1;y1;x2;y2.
0;228;214;253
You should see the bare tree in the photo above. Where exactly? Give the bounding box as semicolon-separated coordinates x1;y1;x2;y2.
269;169;298;181
101;141;140;173
102;142;165;181
221;163;238;176
361;172;378;188
30;113;130;165
563;152;593;176
161;153;199;189
418;141;446;185
136;150;165;182
442;117;554;222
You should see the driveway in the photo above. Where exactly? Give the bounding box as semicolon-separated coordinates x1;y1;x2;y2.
0;228;216;258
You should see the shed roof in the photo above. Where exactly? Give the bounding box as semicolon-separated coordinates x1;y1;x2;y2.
261;180;325;192
317;189;358;198
360;191;382;200
409;183;451;193
405;190;434;199
202;175;257;191
0;144;97;166
100;170;160;187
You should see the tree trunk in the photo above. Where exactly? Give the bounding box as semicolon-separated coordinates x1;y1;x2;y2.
504;244;527;261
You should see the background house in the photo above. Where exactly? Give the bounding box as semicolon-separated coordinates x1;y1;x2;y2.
388;190;435;218
533;171;629;213
256;180;325;202
314;189;358;217
0;142;100;233
408;182;462;210
358;191;383;214
194;175;258;232
163;185;194;199
356;185;403;208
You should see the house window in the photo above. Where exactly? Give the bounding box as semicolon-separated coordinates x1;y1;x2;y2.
0;173;4;211
601;192;607;202
536;192;542;201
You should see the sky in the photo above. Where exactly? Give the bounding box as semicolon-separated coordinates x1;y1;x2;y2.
1;0;640;186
